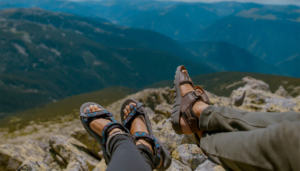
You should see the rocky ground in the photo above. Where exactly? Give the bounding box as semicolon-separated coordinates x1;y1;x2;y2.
0;77;299;171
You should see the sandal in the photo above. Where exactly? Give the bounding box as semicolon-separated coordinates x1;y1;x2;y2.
120;99;172;170
172;66;211;144
80;102;130;165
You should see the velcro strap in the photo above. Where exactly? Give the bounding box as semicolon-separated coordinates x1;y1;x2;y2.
123;103;144;127
80;110;111;118
102;122;129;146
180;91;202;112
132;132;154;144
132;132;162;167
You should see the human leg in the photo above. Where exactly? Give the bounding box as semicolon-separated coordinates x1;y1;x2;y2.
199;105;300;132
200;121;300;171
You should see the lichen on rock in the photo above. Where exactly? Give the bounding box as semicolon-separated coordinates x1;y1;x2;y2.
172;144;206;170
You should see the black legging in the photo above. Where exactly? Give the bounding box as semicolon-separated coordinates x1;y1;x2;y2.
107;134;154;171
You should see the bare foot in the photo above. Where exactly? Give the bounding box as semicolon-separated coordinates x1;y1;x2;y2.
179;70;209;135
123;103;163;168
85;105;122;136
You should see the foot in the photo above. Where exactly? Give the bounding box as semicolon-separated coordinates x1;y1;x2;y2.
123;103;163;168
84;105;122;136
179;70;209;135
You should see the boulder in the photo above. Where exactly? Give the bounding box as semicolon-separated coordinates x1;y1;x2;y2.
92;159;107;171
150;114;167;125
166;159;192;171
70;128;102;158
242;76;270;92
155;103;172;117
195;160;225;171
154;119;196;153
172;144;206;170
0;140;49;170
206;91;232;107
65;162;83;171
228;77;300;113
17;160;51;171
275;86;291;98
49;135;99;171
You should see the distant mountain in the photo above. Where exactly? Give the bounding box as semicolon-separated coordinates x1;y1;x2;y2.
0;7;294;115
0;8;214;114
0;8;197;60
0;1;267;42
196;7;300;77
183;41;282;74
148;71;300;97
276;55;300;77
0;0;105;21
79;0;176;23
119;3;220;42
0;0;175;23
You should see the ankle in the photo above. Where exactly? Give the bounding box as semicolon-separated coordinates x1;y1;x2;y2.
109;128;123;136
136;139;153;154
192;101;209;118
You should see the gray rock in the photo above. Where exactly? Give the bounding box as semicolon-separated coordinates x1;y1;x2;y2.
0;140;49;170
275;86;291;98
242;76;270;92
155;103;172;117
172;144;206;170
92;159;107;171
65;162;83;171
70;128;102;158
17;160;51;171
49;135;99;171
195;160;223;171
166;159;192;171
151;114;167;124
229;77;300;113
154;119;196;153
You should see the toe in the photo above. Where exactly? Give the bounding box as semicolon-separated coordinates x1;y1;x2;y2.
123;109;128;117
125;105;130;113
84;107;91;113
182;69;188;75
89;105;96;112
93;104;101;111
129;103;136;110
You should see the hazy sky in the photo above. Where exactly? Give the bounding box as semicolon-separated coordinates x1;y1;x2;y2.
168;0;300;5
70;0;300;6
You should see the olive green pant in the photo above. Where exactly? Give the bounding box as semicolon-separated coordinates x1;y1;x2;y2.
199;106;300;171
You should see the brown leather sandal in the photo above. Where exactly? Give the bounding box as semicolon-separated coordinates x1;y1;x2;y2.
171;65;211;136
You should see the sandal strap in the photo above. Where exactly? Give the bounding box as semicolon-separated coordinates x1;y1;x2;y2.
102;122;129;146
180;89;210;133
194;133;201;148
132;132;162;168
179;66;194;87
123;102;144;128
81;110;113;125
80;110;111;118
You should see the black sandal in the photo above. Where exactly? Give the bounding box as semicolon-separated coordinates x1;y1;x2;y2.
80;102;131;165
120;99;172;170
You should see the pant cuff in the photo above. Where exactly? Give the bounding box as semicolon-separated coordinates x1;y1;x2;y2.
198;105;215;131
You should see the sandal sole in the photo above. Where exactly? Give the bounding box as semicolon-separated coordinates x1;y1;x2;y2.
171;66;184;135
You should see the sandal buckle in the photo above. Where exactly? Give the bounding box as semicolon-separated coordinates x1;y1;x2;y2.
192;91;200;99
